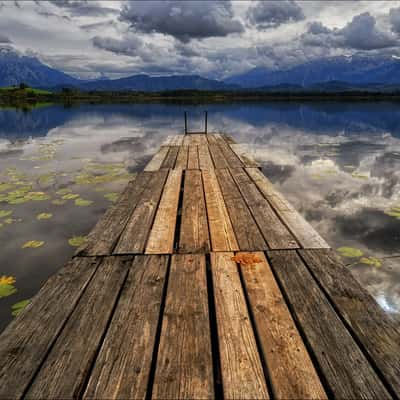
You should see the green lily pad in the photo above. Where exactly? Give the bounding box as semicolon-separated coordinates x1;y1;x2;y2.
68;235;87;247
104;193;119;202
360;257;382;268
62;193;80;200
0;284;17;298
56;188;72;195
352;172;369;180
37;213;53;220
52;199;66;205
11;299;31;316
22;240;45;249
74;198;93;206
337;247;363;258
27;192;50;201
0;210;13;218
0;183;13;192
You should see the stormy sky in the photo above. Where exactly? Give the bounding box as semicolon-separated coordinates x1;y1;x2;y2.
1;0;400;79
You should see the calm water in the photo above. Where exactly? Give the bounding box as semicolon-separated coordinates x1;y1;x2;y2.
0;102;399;331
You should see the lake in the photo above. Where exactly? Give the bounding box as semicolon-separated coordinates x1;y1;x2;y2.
0;102;399;331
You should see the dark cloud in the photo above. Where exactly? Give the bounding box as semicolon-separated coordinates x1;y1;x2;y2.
92;35;143;57
47;0;117;17
246;0;305;29
302;13;397;51
119;0;244;42
389;7;400;34
0;34;11;43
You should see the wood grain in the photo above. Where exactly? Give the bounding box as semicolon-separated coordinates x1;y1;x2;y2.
179;170;210;253
247;168;330;248
161;146;179;169
267;250;390;399
198;144;214;170
144;146;169;171
170;135;183;146
115;170;168;254
215;168;267;251
174;145;188;170
230;168;298;249
202;169;238;251
187;145;199;169
218;143;243;168
84;256;168;400
152;254;214;399
208;144;229;169
0;257;102;399
230;144;260;168
300;248;400;397
240;252;327;400
26;256;130;399
146;170;182;254
211;252;269;399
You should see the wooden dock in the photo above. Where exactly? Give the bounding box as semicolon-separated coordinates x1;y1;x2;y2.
0;133;399;399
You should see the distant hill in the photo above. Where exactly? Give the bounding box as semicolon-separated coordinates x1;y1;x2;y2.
225;56;400;88
0;46;79;88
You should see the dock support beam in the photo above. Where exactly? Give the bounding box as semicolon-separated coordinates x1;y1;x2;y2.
205;111;208;134
184;111;187;135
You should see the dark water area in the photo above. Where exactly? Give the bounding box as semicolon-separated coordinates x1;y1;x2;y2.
0;102;399;331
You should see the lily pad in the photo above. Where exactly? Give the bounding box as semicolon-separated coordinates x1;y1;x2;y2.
56;188;72;195
0;283;17;298
74;198;93;206
62;193;80;200
11;299;31;316
337;247;363;258
360;257;382;268
22;240;45;249
52;199;66;205
68;235;87;247
36;213;53;220
352;172;369;180
0;275;16;285
104;193;119;202
0;210;13;218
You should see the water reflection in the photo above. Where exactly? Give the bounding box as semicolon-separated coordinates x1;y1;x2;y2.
0;102;399;331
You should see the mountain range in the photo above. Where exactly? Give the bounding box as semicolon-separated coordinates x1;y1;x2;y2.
1;46;400;92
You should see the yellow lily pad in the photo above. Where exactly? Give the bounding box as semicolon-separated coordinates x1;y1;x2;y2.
62;193;80;200
68;235;87;247
337;247;363;258
0;210;13;218
36;213;53;220
0;275;16;285
22;240;45;249
360;257;382;268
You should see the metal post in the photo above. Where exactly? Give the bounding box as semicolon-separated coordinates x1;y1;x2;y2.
184;111;187;134
204;111;208;134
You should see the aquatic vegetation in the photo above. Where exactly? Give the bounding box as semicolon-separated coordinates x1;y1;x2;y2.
36;213;53;220
0;183;13;192
61;193;80;200
22;240;45;249
337;247;363;258
0;276;17;298
56;188;72;195
384;206;400;219
68;235;87;247
351;172;369;180
11;299;31;316
52;199;66;205
104;193;119;202
0;210;13;218
360;257;382;268
74;198;93;206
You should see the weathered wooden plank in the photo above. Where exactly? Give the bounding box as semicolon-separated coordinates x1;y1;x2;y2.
198;144;214;170
161;146;179;169
146;170;182;254
170;135;183;146
202;170;238;252
174;145;188;170
247;168;330;248
0;257;102;399
144;146;169;171
218;143;243;168
215;168;267;251
179;170;210;253
76;173;150;256
230;144;260;168
187;145;199;169
300;248;400;398
115;170;169;254
213;133;227;145
211;252;269;399
207;134;219;145
84;256;168;400
230;168;298;249
183;135;191;147
267;250;391;399
198;134;208;146
208;144;229;169
162;135;173;146
26;256;130;399
153;254;214;399
240;252;327;400
189;134;202;146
